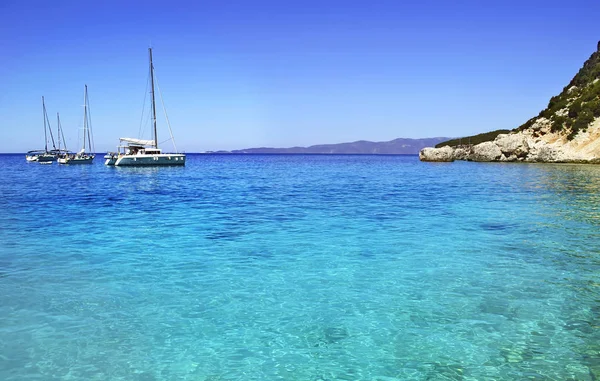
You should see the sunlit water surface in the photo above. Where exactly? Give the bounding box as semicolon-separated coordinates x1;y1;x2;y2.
0;154;599;380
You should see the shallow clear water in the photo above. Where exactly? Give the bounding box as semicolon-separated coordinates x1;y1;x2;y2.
0;154;599;380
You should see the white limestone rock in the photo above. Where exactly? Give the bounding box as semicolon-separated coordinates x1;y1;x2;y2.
418;117;600;163
526;144;562;162
419;146;455;162
469;141;503;162
453;147;471;161
494;133;530;158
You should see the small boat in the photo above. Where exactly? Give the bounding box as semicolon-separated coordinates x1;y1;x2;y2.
26;149;44;162
105;48;185;166
26;97;58;163
58;85;95;164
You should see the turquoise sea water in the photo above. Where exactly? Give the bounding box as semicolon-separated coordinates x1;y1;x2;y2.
0;154;599;380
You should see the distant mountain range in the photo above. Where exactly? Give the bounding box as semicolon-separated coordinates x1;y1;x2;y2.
218;137;450;155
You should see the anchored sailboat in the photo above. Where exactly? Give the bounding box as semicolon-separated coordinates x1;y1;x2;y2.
58;85;95;164
26;97;58;163
105;48;185;166
55;113;72;163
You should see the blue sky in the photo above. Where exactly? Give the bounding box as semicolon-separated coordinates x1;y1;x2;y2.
1;0;599;153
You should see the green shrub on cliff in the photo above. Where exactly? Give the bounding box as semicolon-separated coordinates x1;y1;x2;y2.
568;111;594;140
435;130;511;148
551;115;567;132
515;46;600;135
437;43;600;148
589;99;600;117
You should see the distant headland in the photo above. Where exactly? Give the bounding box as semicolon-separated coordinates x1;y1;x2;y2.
420;41;600;163
211;137;450;155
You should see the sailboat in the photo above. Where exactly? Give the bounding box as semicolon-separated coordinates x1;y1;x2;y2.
105;48;185;166
58;85;95;164
26;97;58;163
55;113;72;163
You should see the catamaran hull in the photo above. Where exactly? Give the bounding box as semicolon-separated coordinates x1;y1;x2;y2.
107;154;185;166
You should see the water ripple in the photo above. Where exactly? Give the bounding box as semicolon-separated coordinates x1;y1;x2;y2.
0;155;599;380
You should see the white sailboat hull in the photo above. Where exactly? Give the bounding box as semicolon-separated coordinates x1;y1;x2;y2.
37;154;57;162
70;156;95;164
58;155;95;164
107;153;185;166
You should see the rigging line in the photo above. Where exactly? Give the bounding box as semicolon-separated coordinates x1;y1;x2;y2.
82;87;87;151
138;70;150;139
45;103;57;150
57;113;61;151
86;88;95;154
78;117;82;152
141;107;152;140
158;137;174;146
61;118;67;151
153;70;178;153
42;97;48;152
58;113;67;152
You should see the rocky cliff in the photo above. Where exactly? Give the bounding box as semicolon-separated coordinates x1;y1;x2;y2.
420;118;600;163
420;42;600;163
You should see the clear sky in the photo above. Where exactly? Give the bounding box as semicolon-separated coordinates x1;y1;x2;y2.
1;0;599;153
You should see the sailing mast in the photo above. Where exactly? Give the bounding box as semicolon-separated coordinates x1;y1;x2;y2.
85;85;93;153
82;85;88;152
42;97;57;153
42;97;48;153
149;48;158;149
57;113;60;152
57;113;67;153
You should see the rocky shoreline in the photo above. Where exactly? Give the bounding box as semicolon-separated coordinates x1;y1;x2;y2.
420;118;600;163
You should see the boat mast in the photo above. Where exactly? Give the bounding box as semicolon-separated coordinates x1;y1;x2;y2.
57;113;66;152
149;48;158;149
83;85;88;152
42;97;48;153
57;113;60;152
42;98;57;152
85;85;93;153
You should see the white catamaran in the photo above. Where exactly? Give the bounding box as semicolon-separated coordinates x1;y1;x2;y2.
58;85;95;164
105;48;185;166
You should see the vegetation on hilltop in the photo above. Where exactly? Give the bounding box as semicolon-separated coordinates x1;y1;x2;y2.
435;130;510;148
517;48;600;140
438;43;600;148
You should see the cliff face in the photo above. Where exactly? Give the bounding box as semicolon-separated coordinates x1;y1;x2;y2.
421;42;600;163
420;118;600;163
